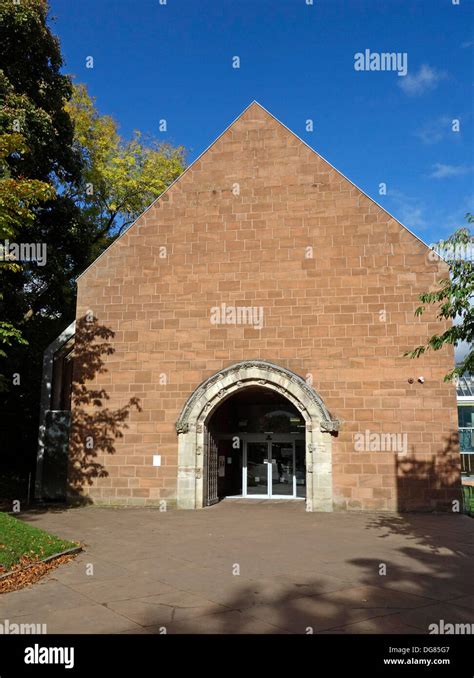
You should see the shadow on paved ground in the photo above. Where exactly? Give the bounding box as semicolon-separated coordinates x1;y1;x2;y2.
145;512;473;634
1;504;472;634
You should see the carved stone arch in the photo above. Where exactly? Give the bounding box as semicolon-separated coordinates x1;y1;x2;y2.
175;360;339;511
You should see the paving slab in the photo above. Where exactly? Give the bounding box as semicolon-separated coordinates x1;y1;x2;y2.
391;601;474;633
120;555;197;578
245;584;436;633
448;594;474;612
6;604;143;634
318;614;425;634
107;590;228;627
49;555;131;585
69;576;175;604
159;609;288;634
0;580;92;618
0;503;471;634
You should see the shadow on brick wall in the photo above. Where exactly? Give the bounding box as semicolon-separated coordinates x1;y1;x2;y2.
67;316;141;503
396;431;463;512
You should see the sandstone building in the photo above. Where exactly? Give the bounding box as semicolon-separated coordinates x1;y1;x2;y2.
36;102;461;512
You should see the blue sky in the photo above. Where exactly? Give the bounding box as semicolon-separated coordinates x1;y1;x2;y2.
49;0;473;246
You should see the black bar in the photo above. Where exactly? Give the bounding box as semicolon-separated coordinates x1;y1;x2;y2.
0;634;470;675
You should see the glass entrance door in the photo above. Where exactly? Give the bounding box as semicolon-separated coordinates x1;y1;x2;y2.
244;440;298;498
246;442;269;495
271;442;294;496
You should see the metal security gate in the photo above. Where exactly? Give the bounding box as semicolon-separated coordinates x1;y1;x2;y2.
205;432;219;506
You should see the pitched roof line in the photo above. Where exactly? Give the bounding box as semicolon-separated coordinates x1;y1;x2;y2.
76;101;260;281
252;100;432;254
76;100;434;281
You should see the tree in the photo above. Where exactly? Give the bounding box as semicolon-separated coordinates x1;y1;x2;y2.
0;0;186;498
0;130;52;389
65;83;185;247
0;0;83;353
0;0;81;184
0;0;85;495
406;215;473;381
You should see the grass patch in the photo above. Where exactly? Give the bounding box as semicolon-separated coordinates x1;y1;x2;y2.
0;512;76;572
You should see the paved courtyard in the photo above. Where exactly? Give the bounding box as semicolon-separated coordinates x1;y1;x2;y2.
0;501;473;634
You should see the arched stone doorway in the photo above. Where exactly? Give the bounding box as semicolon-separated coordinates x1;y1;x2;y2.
206;386;307;502
175;360;339;511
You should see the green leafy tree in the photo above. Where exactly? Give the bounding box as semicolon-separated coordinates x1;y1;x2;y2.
0;0;85;493
406;215;473;381
0;130;52;388
65;83;185;246
0;0;186;497
0;133;55;239
0;0;83;345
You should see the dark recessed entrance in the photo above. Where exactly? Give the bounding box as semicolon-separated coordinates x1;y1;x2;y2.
205;387;306;505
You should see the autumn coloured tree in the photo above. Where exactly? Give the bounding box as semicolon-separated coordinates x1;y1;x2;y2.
0;0;186;496
66;84;185;249
0;129;53;388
